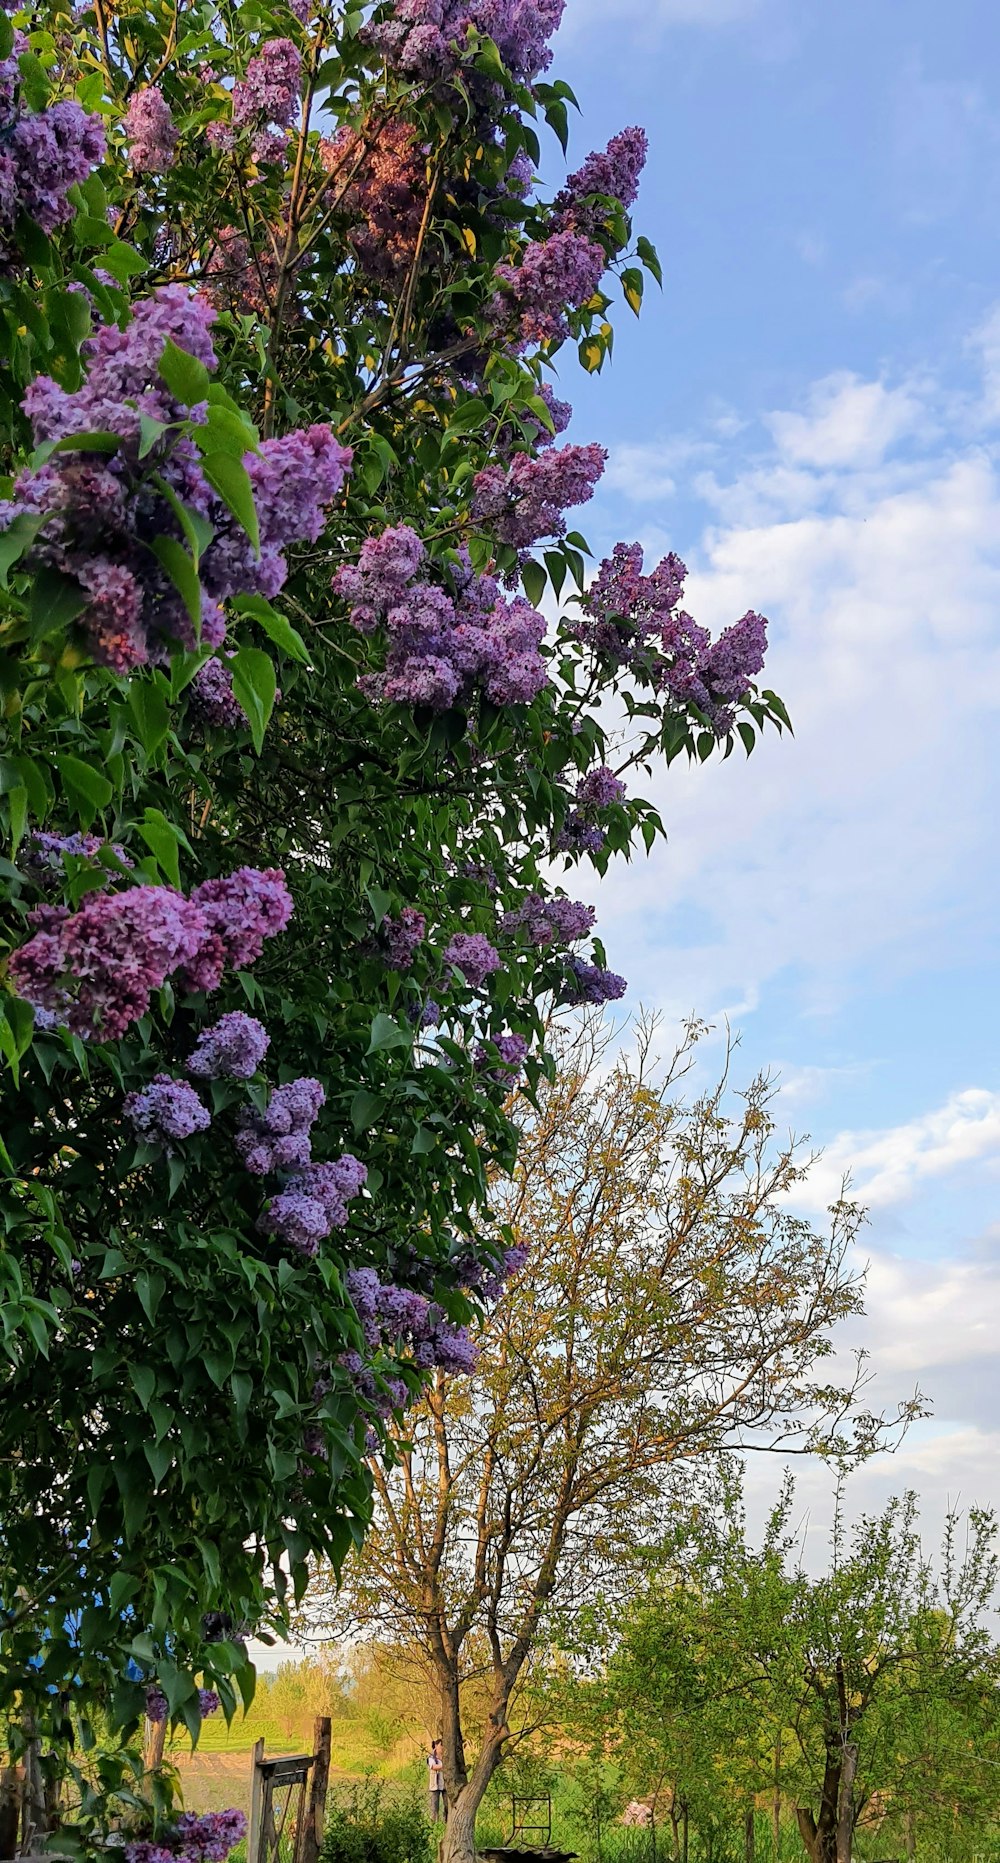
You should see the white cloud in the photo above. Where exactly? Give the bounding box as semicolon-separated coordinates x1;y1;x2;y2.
798;1090;1000;1212
580;329;1000;1031
765;370;926;467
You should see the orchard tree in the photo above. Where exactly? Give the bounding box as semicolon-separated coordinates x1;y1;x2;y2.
604;1484;1000;1863
300;1017;912;1863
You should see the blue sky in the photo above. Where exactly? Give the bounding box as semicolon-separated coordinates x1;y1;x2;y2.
546;0;1000;1555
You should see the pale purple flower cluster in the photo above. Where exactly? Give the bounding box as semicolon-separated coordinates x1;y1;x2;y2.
0;46;105;246
472;443;606;549
474;1031;528;1081
162;1810;246;1863
8;869;291;1043
381;908;426;971
258;1154;367;1257
367;0;564;83
235;1078;325;1174
502;893;595;946
568;541;768;733
208;426;352;605
334;526;547;711
552;126;649;236
562;957;627;1005
188;1012;270;1080
576;765;625;808
1;291;350;673
187;657;247;730
233;40;302;128
442;932;500;988
345;1269;479;1375
124;87;179;173
494;231;605;345
192;867;293;971
124;1074;211;1148
21;830;132;889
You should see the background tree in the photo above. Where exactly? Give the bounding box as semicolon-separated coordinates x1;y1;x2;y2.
301;1016;912;1863
601;1482;1000;1863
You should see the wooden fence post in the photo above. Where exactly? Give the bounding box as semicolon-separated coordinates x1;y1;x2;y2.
299;1717;331;1863
248;1738;265;1863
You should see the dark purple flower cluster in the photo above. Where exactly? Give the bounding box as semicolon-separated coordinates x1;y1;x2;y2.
21;830;132;890
334;527;548;711
441;932;500;988
561;957;627;1005
568;541;768;733
1;290;351;674
576;765;625;808
259;1154;368;1257
346;1269;478;1375
493;231;605;345
473;1031;528;1081
380;908;426;971
187;657;247;730
235;1078;325;1175
124;1074;211;1149
552;126;649;237
451;1240;529;1301
188;1012;270;1080
472;443;606;549
145;1685;168;1723
367;0;564;84
198;1689;221;1717
124;87;178;173
233;40;302;129
554;812;605;855
0;41;105;247
8;869;291;1043
502;893;595;946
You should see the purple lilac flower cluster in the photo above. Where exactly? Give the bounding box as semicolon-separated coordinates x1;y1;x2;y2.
493;231;605;345
568;540;769;734
188;1011;270;1080
561;957;627;1006
321;124;426;284
187;656;247;730
450;1241;529;1302
259;1154;368;1257
333;526;548;711
380;908;426;971
124;1074;211;1149
472;443;606;550
232;40;301;157
125;1810;247;1863
346;1269;478;1375
441;931;500;988
473;1031;528;1081
0;40;105;248
552;127;649;238
553;769;624;856
235;1078;325;1174
366;0;564;84
0;289;351;674
501;892;595;946
124;87;178;173
21;830;132;890
8;868;291;1042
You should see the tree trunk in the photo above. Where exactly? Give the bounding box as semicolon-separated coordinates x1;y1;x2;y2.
904;1810;915;1863
773;1740;781;1863
796;1738;842;1863
681;1802;689;1863
439;1731;505;1863
0;1768;21;1861
746;1806;756;1863
835;1745;857;1863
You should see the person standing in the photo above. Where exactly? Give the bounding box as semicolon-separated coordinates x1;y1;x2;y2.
427;1738;447;1822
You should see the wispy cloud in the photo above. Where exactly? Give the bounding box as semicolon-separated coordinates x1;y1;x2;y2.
798;1091;1000;1212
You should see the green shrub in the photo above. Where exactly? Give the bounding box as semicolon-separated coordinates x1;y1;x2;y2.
320;1776;432;1863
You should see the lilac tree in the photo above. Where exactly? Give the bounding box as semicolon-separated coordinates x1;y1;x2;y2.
0;0;788;1835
